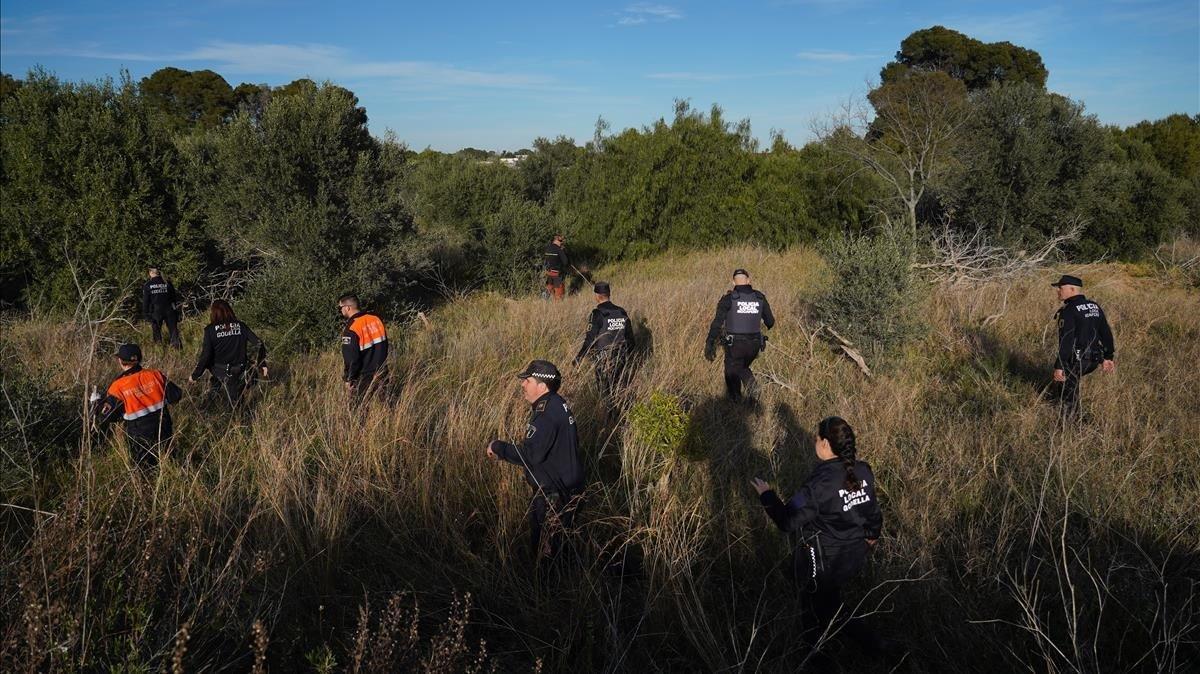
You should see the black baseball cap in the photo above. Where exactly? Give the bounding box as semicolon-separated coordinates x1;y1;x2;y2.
116;343;142;362
1051;274;1083;288
593;281;611;295
517;359;561;383
732;268;749;278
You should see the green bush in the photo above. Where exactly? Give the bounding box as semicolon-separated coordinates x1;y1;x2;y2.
477;195;556;296
812;230;925;358
628;391;690;459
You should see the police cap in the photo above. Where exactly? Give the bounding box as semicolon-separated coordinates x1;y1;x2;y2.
593;281;611;295
732;268;749;278
1051;274;1083;288
116;343;143;362
517;359;561;384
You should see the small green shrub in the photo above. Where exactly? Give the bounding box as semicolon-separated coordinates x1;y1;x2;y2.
628;392;690;458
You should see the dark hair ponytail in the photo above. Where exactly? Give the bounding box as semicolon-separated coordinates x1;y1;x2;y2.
818;416;860;492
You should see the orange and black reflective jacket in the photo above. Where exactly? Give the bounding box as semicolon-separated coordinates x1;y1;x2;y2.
341;311;389;381
95;365;183;432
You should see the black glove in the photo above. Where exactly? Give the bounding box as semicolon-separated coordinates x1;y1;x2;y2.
704;341;716;362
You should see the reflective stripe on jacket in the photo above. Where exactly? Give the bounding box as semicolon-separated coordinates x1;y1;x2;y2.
106;368;169;421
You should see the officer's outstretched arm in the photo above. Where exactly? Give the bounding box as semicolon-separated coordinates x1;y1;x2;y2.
759;486;818;532
574;311;601;364
706;295;730;344
191;329;215;380
496;415;556;468
93;395;124;427
761;296;775;330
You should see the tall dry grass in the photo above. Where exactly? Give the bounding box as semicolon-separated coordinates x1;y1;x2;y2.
1;246;1197;672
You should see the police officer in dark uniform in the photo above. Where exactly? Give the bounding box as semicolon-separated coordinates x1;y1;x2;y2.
338;294;389;399
93;343;183;470
189;300;268;409
142;268;181;349
486;360;585;560
1051;274;1115;420
705;268;775;402
751;416;884;655
543;234;570;301
573;282;636;410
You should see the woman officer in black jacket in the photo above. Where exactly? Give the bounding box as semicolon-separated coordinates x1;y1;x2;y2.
751;416;884;654
189;300;267;408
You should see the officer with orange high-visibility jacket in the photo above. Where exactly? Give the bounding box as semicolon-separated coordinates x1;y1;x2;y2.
92;343;183;469
338;294;389;397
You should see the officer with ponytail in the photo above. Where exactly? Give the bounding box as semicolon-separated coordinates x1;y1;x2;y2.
705;268;774;402
751;416;885;655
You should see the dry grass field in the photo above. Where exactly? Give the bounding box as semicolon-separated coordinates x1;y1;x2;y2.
2;246;1197;672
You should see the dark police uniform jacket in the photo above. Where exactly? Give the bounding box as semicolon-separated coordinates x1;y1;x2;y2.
142;278;178;319
1055;295;1115;369
492;392;585;495
759;458;882;547
191;321;267;381
341;311;389;382
543;242;569;273
574;301;634;363
95;365;183;439
707;284;775;342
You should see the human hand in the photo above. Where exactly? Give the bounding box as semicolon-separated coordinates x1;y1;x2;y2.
750;477;771;495
485;441;499;460
704;342;716;362
866;538;878;549
261;366;269;378
1101;359;1115;374
1052;369;1066;383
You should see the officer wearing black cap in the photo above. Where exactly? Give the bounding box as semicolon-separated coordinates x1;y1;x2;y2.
573;282;636;409
705;268;775;402
1051;274;1115;420
142;268;181;349
92;343;183;469
486;360;585;560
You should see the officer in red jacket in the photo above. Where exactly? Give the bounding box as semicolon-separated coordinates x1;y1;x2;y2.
93;343;183;469
338;294;389;399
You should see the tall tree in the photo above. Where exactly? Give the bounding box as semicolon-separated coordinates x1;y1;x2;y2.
817;71;971;233
0;69;197;307
140;67;235;131
180;80;421;346
881;26;1048;90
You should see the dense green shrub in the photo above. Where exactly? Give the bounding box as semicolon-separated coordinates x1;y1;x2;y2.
180;81;426;347
812;230;924;358
0;69;200;308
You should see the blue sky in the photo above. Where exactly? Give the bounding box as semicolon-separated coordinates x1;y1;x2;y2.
2;1;1197;151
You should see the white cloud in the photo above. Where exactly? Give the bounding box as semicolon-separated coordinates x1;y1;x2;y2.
941;6;1064;45
616;3;684;27
795;49;879;62
645;68;821;82
8;40;557;91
